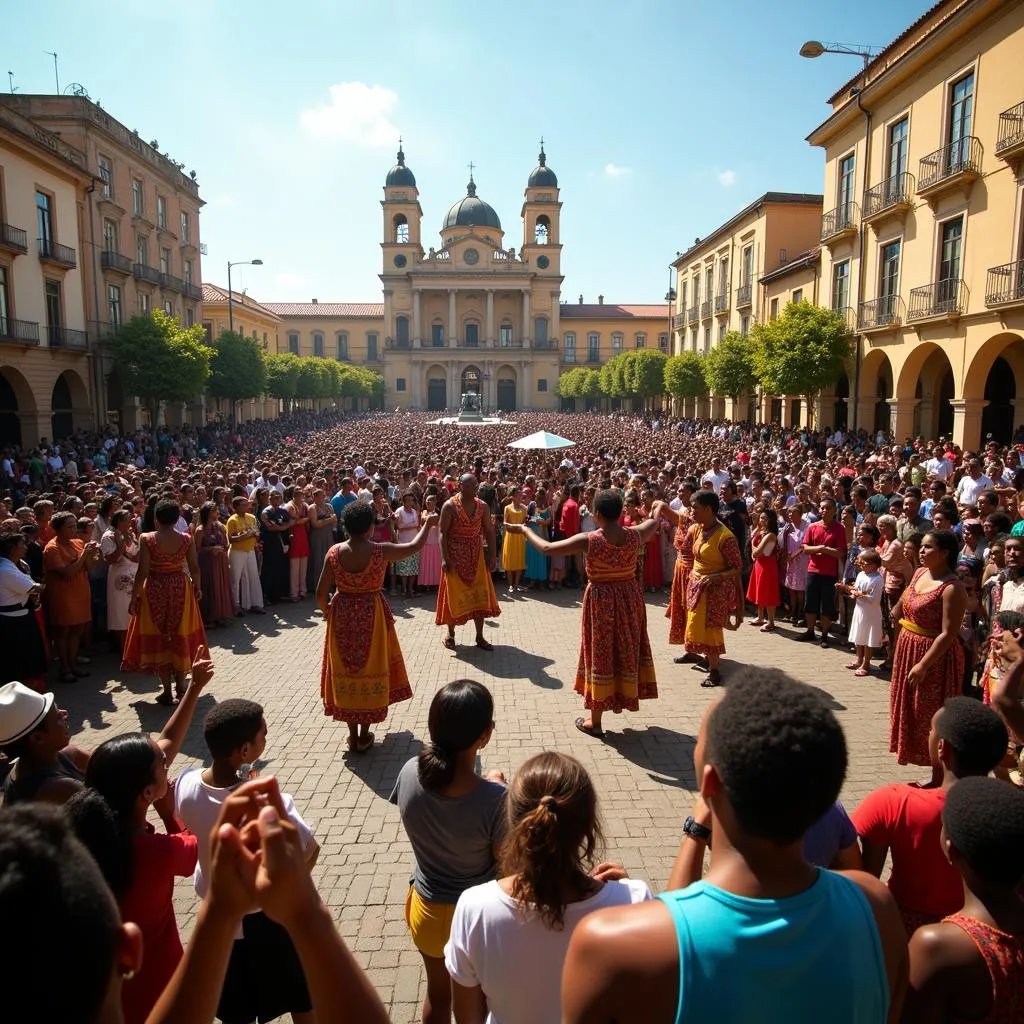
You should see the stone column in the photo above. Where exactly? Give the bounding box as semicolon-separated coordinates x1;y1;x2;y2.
383;289;393;342
853;396;877;433
522;291;531;349
520;361;531;410
888;399;920;441
448;289;457;347
486;289;494;347
950;398;988;451
550;292;560;347
412;289;421;344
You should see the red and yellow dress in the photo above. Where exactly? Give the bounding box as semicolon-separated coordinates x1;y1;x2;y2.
684;524;742;657
890;568;963;766
666;523;696;645
576;529;657;713
321;543;412;724
435;495;501;626
121;534;207;677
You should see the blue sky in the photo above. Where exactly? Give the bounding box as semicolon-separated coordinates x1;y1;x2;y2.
8;0;932;304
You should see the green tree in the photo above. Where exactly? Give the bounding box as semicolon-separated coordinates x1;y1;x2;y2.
598;355;629;398
621;350;668;406
556;367;601;400
264;352;301;411
750;303;852;427
207;330;268;423
664;352;708;399
703;332;756;402
107;310;210;423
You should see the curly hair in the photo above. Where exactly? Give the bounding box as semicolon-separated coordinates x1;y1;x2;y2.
944;776;1024;887
935;697;1008;777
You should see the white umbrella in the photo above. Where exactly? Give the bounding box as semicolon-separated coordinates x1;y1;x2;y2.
507;430;576;450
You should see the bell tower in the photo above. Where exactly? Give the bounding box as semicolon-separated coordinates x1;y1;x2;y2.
381;141;423;273
521;140;562;279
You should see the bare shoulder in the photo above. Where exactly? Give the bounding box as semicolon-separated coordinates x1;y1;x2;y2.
909;919;981;970
572;898;675;965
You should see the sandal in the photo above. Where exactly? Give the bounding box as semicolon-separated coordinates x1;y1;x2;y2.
845;661;861;670
854;668;870;677
475;638;494;651
759;624;775;633
155;692;176;706
700;670;723;688
749;619;764;627
59;672;77;685
442;636;456;650
574;716;604;739
690;660;710;672
356;732;375;752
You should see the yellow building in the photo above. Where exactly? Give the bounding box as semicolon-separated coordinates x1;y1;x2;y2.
670;192;824;419
0;99;94;447
807;0;1024;447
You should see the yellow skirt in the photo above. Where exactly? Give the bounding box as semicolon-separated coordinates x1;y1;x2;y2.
435;553;501;626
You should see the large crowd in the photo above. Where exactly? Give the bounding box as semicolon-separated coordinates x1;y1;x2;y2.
1;407;1023;1024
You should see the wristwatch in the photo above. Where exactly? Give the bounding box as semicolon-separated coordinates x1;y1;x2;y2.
682;816;712;842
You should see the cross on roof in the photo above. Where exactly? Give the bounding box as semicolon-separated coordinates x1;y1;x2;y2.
468;160;475;179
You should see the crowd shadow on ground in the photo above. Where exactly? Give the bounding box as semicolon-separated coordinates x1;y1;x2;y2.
603;724;698;790
344;729;423;801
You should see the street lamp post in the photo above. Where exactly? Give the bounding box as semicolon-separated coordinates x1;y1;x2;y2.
227;258;264;333
664;271;677;415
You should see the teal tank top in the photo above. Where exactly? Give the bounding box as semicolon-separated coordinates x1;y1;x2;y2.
657;869;888;1024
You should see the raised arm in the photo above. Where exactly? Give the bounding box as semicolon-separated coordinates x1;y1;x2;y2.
508;520;590;558
379;513;440;562
156;646;214;764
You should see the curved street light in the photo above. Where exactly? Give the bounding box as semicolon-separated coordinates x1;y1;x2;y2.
227;258;264;332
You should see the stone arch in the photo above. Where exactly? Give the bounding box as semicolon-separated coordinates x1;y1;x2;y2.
832;371;850;430
495;363;518;412
908;345;955;441
0;365;38;447
461;364;483;394
393;213;409;244
535;215;550;245
859;348;893;434
424;363;447;412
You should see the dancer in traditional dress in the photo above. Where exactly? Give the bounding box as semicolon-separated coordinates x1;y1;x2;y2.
122;499;208;706
657;500;699;662
508;489;659;738
317;500;437;752
436;474;501;650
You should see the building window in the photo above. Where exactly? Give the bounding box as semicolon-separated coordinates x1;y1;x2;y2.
396;377;407;392
499;323;512;347
741;245;753;289
163;301;173;315
939;217;964;303
102;218;117;254
949;71;975;167
690;327;698;350
313;332;324;357
537;379;548;392
703;325;711;352
435;323;448;347
393;214;409;244
263;332;268;348
238;323;244;337
252;329;258;340
740;315;750;337
718;257;729;296
634;333;646;349
534;317;548;345
704;266;714;304
202;321;213;342
160;248;170;274
770;297;779;320
832;260;850;310
658;333;669;352
838;153;855;213
679;280;687;312
535;216;550;245
36;191;53;247
396;315;410;346
0;267;9;329
692;273;701;306
180;211;190;244
609;332;622;357
156;195;166;229
879;240;901;313
718;322;727;341
186;307;195;327
288;332;299;354
465;323;479;347
337;332;348;359
44;279;62;344
367;333;379;360
563;332;575;362
140;293;151;315
184;259;193;286
108;284;122;327
792;288;803;304
97;154;113;199
887;116;909;182
136;235;148;267
593;333;606;360
132;179;144;217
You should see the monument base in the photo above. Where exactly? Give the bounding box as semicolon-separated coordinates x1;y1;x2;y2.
457;409;484;423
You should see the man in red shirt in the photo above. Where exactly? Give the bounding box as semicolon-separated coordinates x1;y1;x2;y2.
796;496;846;648
851;696;1007;934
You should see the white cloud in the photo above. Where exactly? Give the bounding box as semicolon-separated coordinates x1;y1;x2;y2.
604;163;632;178
299;82;399;147
717;169;738;187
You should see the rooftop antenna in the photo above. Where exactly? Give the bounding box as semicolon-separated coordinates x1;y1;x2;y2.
7;71;16;94
44;51;59;94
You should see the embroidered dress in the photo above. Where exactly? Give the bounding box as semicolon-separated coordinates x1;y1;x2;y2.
501;505;528;572
575;529;657;713
783;523;810;590
417;512;441;587
121;534;207;678
100;530;139;632
394;507;421;577
942;914;1024;1024
890;568;964;766
321;543;412;724
666;523;696;645
435;495;501;626
684;524;742;657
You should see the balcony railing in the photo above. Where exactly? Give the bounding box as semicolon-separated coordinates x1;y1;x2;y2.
985;260;1024;308
820;202;859;242
0;318;41;345
714;290;730;314
47;326;89;350
101;250;132;274
917;136;982;194
832;305;857;335
533;338;557;350
687;305;699;323
907;278;968;321
736;283;753;308
700;300;712;319
863;173;915;221
996;100;1024;159
133;262;161;284
671;313;686;329
858;295;905;331
385;337;411;349
38;237;77;268
587;351;601;363
160;273;184;293
0;223;28;254
183;282;202;301
562;351;576;364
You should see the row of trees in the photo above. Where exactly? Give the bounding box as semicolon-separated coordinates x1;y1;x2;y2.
106;311;385;421
556;303;852;419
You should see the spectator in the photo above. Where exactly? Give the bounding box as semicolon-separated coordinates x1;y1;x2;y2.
797;496;847;648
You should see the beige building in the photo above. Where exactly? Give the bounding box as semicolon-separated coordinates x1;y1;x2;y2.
807;0;1024;447
670;192;824;419
0;94;205;430
0;100;94;447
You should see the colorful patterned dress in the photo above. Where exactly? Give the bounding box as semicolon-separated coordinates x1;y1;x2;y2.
941;914;1024;1024
642;514;664;589
321;543;412;724
890;569;964;766
417;511;441;587
435;495;501;626
683;524;742;657
501;504;528;572
575;529;657;713
121;533;207;677
666;523;696;645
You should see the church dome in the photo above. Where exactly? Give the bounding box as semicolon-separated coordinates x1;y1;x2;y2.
385;145;416;187
527;144;557;188
443;175;501;230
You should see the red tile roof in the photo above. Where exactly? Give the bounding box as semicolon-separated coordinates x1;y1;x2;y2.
261;302;385;317
201;283;282;319
560;303;669;319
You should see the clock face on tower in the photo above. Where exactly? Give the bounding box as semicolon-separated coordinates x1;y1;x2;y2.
464;247;480;265
536;255;550;269
393;254;407;268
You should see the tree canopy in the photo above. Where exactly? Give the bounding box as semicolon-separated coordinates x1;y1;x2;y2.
702;332;756;400
207;330;268;406
264;353;384;407
663;352;708;399
598;351;667;402
556;367;601;399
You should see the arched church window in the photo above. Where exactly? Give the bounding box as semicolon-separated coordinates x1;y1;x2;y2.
535;215;550;246
534;317;548;345
394;213;409;244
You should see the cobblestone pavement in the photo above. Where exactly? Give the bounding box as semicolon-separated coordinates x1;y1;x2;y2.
63;586;919;1023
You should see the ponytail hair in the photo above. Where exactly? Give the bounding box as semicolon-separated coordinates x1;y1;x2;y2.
500;751;601;929
417;680;494;791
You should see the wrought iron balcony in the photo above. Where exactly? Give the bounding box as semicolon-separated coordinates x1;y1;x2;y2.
671;313;686;329
0;318;40;345
700;300;712;319
907;278;968;321
183;282;202;301
562;351;576;364
832;305;857;335
0;223;28;254
858;295;905;332
985;260;1024;309
820;202;859;243
133;262;161;284
587;351;601;363
996;100;1024;161
917;137;982;196
714;290;730;314
385;337;411;349
736;284;753;308
533;338;557;350
687;305;699;323
160;273;184;293
101;250;132;275
47;326;89;350
862;173;915;224
88;321;116;344
38;237;77;268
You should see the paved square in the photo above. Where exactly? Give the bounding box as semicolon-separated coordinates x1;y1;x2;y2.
63;588;918;1022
